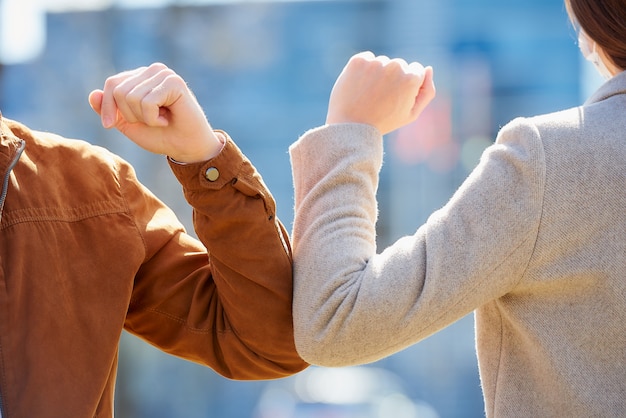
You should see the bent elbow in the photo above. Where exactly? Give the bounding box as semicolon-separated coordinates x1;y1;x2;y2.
294;325;363;368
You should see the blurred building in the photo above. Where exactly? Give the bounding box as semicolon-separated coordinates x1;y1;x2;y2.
0;0;584;417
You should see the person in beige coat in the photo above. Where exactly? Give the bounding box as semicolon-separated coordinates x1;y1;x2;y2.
289;0;626;416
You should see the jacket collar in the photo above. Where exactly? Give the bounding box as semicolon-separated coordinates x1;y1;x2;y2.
0;113;27;179
585;70;626;105
0;113;27;156
0;112;26;219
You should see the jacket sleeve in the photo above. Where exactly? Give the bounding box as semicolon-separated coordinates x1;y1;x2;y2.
289;121;545;367
123;131;307;380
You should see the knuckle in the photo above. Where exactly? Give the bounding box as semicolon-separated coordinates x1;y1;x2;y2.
112;84;128;102
125;89;142;105
351;51;376;66
388;58;408;73
148;62;168;72
163;72;186;89
103;74;122;91
150;63;178;81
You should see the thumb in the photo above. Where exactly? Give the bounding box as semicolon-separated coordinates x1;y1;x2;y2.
411;66;436;120
88;90;103;116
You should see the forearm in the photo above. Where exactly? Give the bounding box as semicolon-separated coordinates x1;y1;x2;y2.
290;124;452;367
125;132;304;379
289;124;467;367
290;123;401;365
94;64;306;377
289;120;546;367
168;131;305;377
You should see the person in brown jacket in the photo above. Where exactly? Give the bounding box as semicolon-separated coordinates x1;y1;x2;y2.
0;63;307;417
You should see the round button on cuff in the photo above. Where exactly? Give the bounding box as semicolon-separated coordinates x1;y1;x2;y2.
204;167;220;182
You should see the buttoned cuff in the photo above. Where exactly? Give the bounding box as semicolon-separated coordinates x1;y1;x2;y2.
168;130;245;192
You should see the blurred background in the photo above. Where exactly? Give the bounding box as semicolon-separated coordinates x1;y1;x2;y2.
0;0;605;416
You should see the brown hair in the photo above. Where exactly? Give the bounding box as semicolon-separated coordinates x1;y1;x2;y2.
565;0;626;69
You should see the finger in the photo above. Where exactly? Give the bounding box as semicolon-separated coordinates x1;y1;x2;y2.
135;71;187;127
346;51;383;72
376;54;391;64
339;51;374;79
411;66;436;119
352;51;375;60
118;65;176;127
388;57;410;70
99;67;148;128
88;90;103;116
407;61;426;78
110;64;169;127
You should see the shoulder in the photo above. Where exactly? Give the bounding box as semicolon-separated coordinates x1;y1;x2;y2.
499;106;582;144
6;118;120;163
6;119;142;202
11;120;135;181
491;106;587;166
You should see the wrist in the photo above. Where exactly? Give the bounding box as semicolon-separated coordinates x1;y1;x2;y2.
170;131;226;164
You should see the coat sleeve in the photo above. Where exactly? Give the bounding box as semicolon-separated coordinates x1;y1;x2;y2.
289;121;545;367
123;131;307;380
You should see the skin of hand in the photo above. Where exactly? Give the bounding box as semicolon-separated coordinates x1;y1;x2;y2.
326;51;436;135
88;63;223;164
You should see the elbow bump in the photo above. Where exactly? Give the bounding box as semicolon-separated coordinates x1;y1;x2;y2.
294;333;354;368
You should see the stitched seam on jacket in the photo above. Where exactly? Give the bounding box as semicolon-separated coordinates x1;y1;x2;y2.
489;119;547;415
0;199;127;229
489;305;505;416
114;159;150;261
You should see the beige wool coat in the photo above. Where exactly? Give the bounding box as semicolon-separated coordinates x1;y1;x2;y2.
290;72;626;417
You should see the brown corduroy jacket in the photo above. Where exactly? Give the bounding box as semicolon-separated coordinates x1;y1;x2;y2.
0;116;306;417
